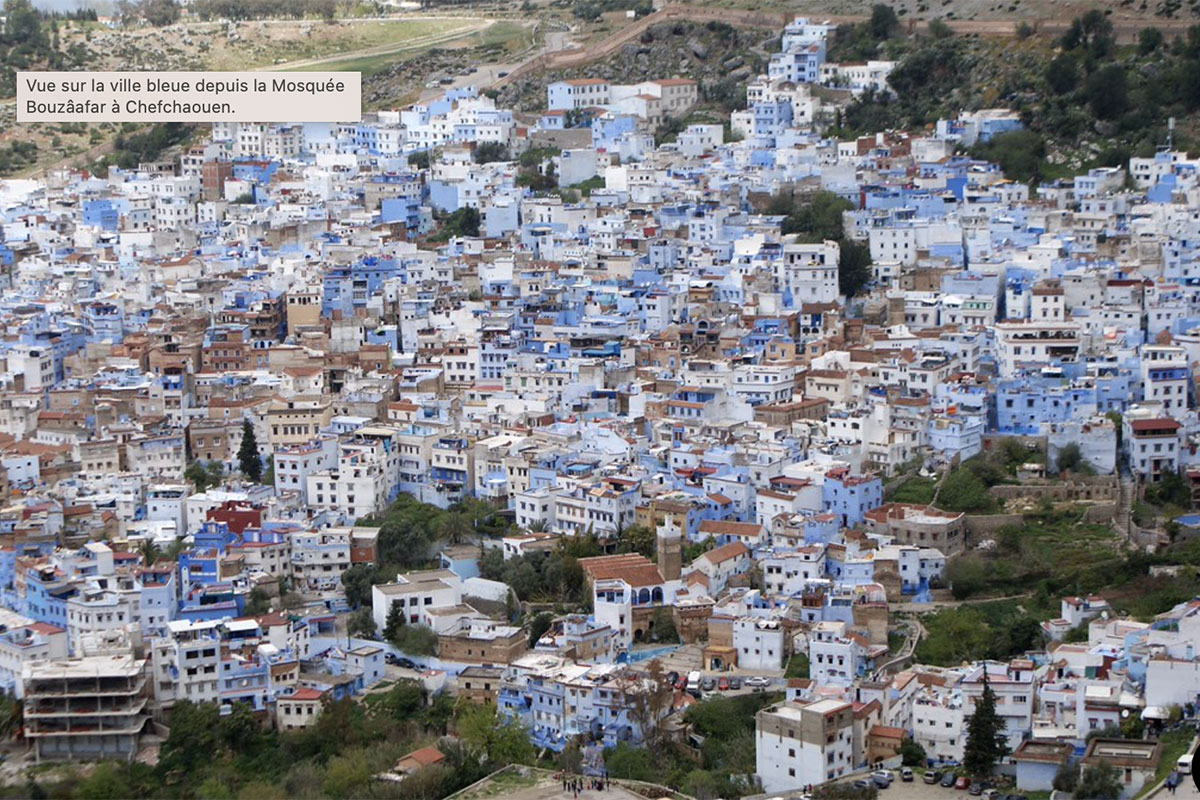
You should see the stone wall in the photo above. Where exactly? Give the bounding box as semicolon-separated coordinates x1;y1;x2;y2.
1130;523;1167;551
988;476;1118;503
964;513;1025;537
1081;504;1118;523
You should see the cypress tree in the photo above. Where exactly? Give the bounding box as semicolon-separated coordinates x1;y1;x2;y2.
964;670;1010;777
238;419;262;482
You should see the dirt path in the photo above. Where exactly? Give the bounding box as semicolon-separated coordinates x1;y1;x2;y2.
259;18;492;71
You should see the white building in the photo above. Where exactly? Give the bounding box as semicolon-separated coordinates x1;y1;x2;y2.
734;618;786;671
371;570;463;634
756;699;856;792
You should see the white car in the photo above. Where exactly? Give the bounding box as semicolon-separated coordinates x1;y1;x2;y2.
424;81;440;89
744;676;772;687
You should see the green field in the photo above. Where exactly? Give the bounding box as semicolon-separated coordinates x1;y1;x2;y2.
284;19;531;76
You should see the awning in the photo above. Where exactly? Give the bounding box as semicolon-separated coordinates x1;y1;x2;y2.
1141;705;1171;720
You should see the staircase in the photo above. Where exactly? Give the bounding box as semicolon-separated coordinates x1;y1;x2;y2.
1113;476;1134;539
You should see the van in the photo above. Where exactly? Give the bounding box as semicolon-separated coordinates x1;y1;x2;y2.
686;670;701;695
1178;753;1194;775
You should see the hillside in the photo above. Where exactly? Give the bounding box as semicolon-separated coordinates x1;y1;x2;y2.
496;19;772;114
828;12;1200;178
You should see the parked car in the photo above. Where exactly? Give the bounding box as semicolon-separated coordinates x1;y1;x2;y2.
700;677;717;691
940;772;958;787
497;71;509;77
729;677;742;690
667;671;679;686
872;770;893;788
745;676;771;687
396;657;417;670
980;791;1001;800
718;677;730;691
674;676;687;691
424;81;439;88
968;782;984;796
385;653;399;665
955;776;971;790
852;779;872;790
924;770;943;785
900;767;914;782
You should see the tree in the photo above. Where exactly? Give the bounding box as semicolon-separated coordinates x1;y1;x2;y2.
775;190;853;240
138;539;161;567
395;624;438;656
244;587;270;616
899;738;927;767
1074;760;1122;799
456;704;534;766
839;240;873;298
526;611;553;647
438;512;472;545
383;601;406;645
651;606;678;643
439;206;480;239
74;762;158;799
239;419;262;482
3;0;46;47
0;694;22;741
378;518;430;567
617;524;656;559
1053;759;1080;792
1046;53;1078;95
1145;469;1192;509
869;2;899;39
604;741;657;781
139;0;180;25
963;672;1009;778
341;563;376;608
972;130;1047;184
1138;26;1164;54
376;680;425;720
1086;65;1128;121
408;150;432;170
1056;442;1085;474
1061;9;1114;55
159;700;221;776
614;660;675;747
927;18;954;39
185;460;224;492
347;608;376;639
936;468;993;513
473;141;510;164
680;770;719;800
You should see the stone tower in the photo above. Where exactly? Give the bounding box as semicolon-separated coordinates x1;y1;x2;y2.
657;518;682;582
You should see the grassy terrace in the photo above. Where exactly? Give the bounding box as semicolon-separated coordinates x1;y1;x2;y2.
946;506;1127;602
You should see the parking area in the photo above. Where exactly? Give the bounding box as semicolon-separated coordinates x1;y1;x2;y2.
835;771;1023;800
878;778;955;799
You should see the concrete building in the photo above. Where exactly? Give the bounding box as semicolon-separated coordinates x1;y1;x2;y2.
23;653;150;762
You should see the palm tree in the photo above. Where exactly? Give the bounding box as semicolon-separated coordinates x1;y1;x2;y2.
0;694;23;740
438;512;473;545
138;539;161;567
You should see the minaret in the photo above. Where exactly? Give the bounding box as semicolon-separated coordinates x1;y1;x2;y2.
657;515;682;581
